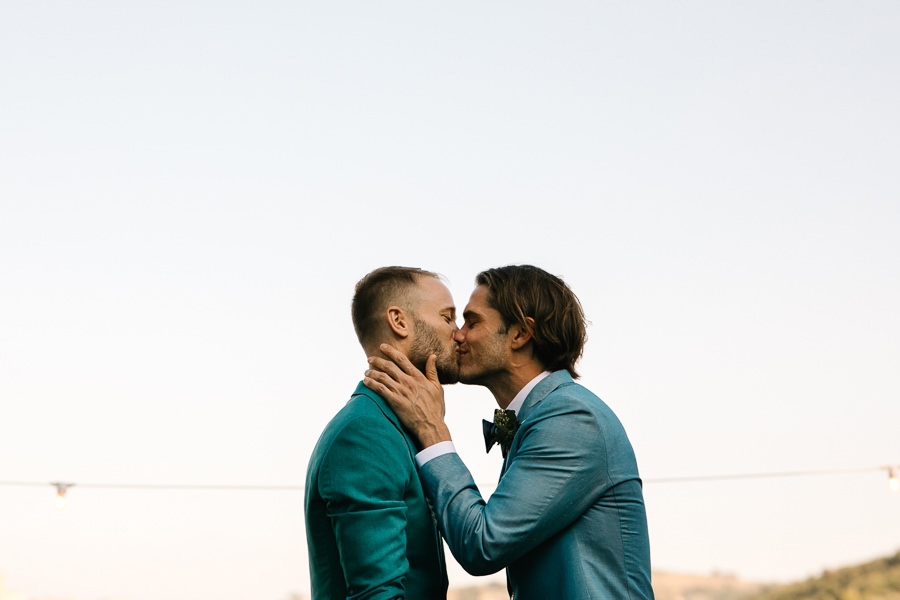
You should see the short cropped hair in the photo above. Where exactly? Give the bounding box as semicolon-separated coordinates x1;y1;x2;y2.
352;266;439;349
476;265;587;378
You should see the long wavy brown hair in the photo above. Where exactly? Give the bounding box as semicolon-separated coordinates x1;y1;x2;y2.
476;265;587;379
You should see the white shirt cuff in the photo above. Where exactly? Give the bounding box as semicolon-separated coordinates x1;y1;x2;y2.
415;441;457;467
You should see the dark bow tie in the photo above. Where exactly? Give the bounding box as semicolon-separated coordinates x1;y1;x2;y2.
482;409;519;458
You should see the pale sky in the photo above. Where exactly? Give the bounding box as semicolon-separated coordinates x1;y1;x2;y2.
1;2;898;599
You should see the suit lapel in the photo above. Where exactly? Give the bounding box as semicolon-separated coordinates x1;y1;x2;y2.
502;371;574;475
515;370;573;424
350;382;421;467
351;383;446;579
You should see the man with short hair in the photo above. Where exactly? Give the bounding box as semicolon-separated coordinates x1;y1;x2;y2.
305;266;458;600
365;265;654;600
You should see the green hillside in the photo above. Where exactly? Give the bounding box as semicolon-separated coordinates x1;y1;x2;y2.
747;551;900;600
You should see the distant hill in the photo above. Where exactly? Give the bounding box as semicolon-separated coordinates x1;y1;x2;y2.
447;550;900;600
4;550;899;600
653;571;767;600
744;551;900;600
447;571;766;600
447;581;508;600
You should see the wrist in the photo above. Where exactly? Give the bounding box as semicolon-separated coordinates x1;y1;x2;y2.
415;422;452;450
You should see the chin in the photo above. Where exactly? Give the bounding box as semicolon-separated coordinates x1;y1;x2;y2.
457;371;478;385
457;367;491;387
437;367;460;385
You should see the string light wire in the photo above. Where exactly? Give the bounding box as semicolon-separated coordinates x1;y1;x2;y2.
644;465;896;484
2;464;898;497
0;481;303;491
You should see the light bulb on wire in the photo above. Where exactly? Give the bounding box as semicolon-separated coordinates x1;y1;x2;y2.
52;482;74;509
890;468;900;493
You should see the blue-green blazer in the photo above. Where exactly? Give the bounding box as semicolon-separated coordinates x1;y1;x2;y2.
420;371;654;600
305;382;448;600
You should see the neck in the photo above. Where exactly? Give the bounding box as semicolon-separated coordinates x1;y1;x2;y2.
363;340;412;366
486;363;545;409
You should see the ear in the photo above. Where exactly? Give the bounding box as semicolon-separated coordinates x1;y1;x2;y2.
509;317;535;350
386;306;412;339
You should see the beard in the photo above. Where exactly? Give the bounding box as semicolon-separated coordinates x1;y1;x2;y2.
409;317;460;385
457;326;509;387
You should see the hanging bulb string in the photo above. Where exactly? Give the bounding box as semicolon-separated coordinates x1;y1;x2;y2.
1;464;898;492
889;467;900;492
0;481;305;491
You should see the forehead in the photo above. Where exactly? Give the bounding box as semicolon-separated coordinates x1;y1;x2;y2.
463;285;496;317
415;276;455;310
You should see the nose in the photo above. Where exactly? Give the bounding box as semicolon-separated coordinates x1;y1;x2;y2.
453;327;465;343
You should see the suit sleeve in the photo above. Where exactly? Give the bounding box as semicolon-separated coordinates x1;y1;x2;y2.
419;402;610;576
319;414;412;600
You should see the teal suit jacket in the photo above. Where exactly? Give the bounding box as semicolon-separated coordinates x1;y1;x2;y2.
420;371;654;600
305;382;448;600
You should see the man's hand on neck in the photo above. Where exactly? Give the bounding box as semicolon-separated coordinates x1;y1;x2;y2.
363;345;451;450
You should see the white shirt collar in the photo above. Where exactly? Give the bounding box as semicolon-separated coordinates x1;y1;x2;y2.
506;371;551;415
